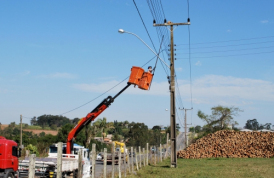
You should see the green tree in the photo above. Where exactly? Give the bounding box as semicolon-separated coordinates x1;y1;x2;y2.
245;119;259;130
198;106;242;132
125;122;149;147
26;144;39;156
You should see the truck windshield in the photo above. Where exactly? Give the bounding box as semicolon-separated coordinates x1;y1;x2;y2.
49;146;58;153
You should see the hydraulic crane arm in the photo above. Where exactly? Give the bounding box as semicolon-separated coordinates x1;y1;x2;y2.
66;83;131;154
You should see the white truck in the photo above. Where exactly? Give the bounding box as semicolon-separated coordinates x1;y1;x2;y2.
18;143;91;178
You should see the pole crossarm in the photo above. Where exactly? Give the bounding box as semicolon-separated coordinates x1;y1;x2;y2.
153;22;190;27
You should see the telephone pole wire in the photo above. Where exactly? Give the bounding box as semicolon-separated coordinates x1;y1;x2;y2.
154;20;190;168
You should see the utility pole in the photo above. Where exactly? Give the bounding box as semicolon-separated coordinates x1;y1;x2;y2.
20;114;22;148
180;108;193;148
154;20;190;168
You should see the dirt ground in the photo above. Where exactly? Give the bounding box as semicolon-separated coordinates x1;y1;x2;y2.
0;124;58;135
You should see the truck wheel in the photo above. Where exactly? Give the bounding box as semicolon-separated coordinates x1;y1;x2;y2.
4;172;14;178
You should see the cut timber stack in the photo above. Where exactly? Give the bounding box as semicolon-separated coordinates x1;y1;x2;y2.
177;130;274;159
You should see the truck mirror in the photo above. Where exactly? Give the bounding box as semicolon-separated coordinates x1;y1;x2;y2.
18;148;22;157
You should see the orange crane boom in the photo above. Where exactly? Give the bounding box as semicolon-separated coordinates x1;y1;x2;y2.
66;83;131;154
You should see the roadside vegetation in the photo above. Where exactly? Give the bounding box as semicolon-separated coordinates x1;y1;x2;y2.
127;158;274;178
0;115;178;157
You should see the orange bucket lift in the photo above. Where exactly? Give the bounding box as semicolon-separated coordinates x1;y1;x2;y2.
128;66;153;90
138;72;153;90
128;66;144;86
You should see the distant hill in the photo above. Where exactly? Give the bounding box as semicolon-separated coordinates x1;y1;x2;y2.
0;124;58;136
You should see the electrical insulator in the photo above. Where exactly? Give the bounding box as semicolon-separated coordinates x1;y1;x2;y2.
153;19;156;24
164;19;167;23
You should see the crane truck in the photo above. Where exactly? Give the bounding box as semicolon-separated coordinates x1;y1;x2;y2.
0;136;21;178
3;66;152;177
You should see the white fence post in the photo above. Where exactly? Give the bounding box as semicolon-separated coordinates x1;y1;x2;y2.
118;150;121;178
57;142;62;178
78;148;83;178
131;147;134;172
160;144;162;162
92;143;96;178
135;148;139;171
104;148;107;178
124;145;127;177
28;154;36;178
146;143;149;166
154;145;156;165
128;146;131;173
142;148;145;167
112;143;115;178
138;146;141;168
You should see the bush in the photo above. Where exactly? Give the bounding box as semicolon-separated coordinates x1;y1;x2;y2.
26;144;39;157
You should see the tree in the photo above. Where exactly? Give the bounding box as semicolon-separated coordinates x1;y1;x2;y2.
244;119;272;130
244;119;259;130
125;122;149;147
198;106;242;132
152;125;161;131
30;117;37;125
189;125;202;133
176;123;180;131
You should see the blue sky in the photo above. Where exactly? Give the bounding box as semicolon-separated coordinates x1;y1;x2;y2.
1;0;273;130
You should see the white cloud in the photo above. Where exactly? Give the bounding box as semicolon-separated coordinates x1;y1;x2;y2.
195;61;202;66
38;73;77;79
73;75;274;106
176;67;183;72
261;20;269;24
73;80;170;96
179;75;274;105
227;29;232;33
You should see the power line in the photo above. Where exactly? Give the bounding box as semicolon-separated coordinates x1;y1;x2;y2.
177;50;274;59
177;40;274;50
147;0;170;73
176;45;274;54
176;35;274;46
60;54;160;115
133;0;169;75
188;25;193;109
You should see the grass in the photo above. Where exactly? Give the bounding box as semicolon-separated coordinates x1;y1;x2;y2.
126;158;274;178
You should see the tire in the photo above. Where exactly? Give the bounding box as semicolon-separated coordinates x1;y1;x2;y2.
4;171;14;178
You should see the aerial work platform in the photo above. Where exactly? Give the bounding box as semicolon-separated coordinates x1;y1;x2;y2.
128;66;153;90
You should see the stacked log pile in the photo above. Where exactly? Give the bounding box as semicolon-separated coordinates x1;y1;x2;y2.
177;130;274;159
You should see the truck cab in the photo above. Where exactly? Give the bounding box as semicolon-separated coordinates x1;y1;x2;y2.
0;136;20;178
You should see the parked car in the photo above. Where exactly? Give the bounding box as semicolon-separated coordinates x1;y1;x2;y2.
97;153;102;160
129;152;135;157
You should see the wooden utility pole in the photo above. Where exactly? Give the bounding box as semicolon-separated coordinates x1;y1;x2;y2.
153;20;190;168
180;108;193;148
20;115;22;148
